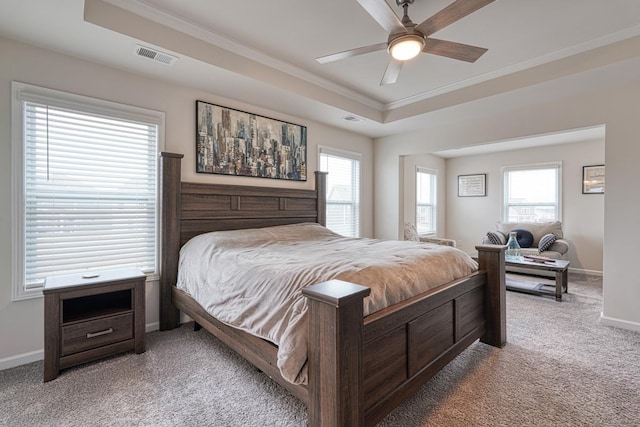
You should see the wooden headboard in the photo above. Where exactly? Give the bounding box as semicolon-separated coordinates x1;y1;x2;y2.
158;152;327;329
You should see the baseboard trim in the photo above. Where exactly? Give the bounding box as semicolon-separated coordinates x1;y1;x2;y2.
0;349;43;371
569;267;603;276
1;321;162;372
508;266;603;279
145;322;160;333
599;314;640;332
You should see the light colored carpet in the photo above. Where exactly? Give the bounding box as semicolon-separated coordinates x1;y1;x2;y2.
1;273;639;426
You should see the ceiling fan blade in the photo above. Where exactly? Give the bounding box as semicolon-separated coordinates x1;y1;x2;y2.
356;0;407;35
423;38;488;63
416;0;494;37
380;59;403;85
316;42;387;64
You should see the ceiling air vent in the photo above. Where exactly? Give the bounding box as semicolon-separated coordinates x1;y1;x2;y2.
134;45;178;66
343;115;362;122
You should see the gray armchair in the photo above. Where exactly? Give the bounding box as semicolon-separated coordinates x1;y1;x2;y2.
403;222;456;247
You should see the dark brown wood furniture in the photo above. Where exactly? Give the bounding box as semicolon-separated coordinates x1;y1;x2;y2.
505;258;571;301
43;267;146;382
158;152;506;427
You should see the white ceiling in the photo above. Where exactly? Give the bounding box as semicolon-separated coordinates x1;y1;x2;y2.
1;0;640;138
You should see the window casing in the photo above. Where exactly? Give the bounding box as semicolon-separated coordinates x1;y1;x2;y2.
503;162;562;223
416;167;437;235
319;147;361;237
12;82;164;300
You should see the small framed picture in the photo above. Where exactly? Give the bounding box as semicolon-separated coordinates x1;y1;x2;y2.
458;174;486;197
582;165;604;194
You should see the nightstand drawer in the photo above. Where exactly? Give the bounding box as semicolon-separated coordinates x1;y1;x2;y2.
61;313;133;356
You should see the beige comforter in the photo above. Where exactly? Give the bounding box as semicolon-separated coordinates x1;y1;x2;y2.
176;223;478;384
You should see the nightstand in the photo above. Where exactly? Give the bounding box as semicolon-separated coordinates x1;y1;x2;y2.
43;267;146;382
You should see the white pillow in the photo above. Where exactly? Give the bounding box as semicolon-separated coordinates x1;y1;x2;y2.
403;222;420;241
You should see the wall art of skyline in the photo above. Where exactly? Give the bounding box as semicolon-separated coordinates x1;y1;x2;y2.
196;100;307;181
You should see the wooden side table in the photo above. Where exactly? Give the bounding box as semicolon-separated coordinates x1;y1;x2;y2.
43;267;146;382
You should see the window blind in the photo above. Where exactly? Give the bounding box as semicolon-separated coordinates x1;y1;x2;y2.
22;101;158;288
416;168;436;234
319;148;361;237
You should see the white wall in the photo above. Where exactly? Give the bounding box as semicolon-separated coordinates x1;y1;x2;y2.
401;154;447;238
374;59;640;331
0;37;374;367
445;140;605;273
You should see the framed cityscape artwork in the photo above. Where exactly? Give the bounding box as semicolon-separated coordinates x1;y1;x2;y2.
195;100;307;181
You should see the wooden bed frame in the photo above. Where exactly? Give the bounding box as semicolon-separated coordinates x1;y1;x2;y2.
158;152;506;426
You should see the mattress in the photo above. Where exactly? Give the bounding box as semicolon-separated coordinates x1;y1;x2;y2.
176;222;478;384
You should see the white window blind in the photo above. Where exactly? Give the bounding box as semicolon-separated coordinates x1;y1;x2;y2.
416;167;436;235
319;147;361;237
14;84;160;296
503;163;561;223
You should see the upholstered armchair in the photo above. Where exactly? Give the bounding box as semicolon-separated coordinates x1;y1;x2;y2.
403;222;457;247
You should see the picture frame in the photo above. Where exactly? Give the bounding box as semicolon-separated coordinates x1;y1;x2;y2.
458;174;486;197
195;100;307;181
582;165;605;194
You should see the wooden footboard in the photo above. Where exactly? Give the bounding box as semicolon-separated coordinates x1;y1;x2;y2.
158;152;506;427
303;245;505;426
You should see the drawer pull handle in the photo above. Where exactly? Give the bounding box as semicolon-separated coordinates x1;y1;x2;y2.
86;328;114;339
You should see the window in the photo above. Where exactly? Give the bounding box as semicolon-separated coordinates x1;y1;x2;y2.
319;147;361;237
12;83;163;300
503;163;561;223
416;167;437;235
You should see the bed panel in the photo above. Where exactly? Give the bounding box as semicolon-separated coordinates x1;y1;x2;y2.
180;217;315;246
408;301;455;378
175;179;323;246
363;326;407;409
456;286;486;339
180;194;232;212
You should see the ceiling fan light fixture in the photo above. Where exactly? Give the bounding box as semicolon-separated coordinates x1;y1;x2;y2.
389;34;424;61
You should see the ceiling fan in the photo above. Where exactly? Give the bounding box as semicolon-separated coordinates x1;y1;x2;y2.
316;0;494;85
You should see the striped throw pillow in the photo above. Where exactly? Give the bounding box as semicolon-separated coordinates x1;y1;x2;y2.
486;231;506;245
538;233;558;253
